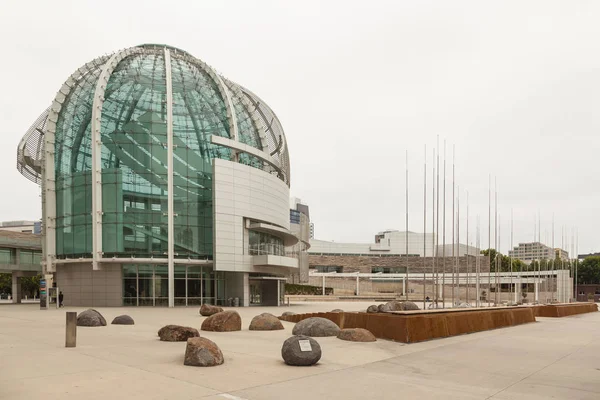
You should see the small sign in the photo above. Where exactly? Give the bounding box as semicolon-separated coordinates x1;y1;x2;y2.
298;340;312;352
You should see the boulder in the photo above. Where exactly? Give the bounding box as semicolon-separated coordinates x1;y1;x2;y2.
292;317;340;337
184;337;224;367
111;315;135;325
249;313;284;331
377;304;386;312
367;305;379;313
380;301;420;312
281;311;296;317
337;328;376;342
77;309;107;327
158;325;200;341
281;335;322;366
201;310;242;332
199;304;224;316
401;301;420;311
331;309;344;313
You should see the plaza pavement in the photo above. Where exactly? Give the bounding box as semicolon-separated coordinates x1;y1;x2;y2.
0;301;598;399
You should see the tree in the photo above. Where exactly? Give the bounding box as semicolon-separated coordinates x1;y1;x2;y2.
0;273;11;295
577;256;600;284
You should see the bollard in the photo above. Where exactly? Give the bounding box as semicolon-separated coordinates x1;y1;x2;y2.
65;312;77;348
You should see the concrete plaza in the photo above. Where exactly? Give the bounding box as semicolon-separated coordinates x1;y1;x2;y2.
0;302;598;400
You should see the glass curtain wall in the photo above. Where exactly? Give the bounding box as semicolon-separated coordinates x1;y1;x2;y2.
122;264;224;306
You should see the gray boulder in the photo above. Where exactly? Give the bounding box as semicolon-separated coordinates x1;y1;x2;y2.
111;315;135;325
249;313;284;331
184;337;224;367
281;311;296;317
331;309;344;313
201;310;242;332
158;325;200;341
281;335;322;366
377;303;386;312
292;317;340;337
77;309;107;327
367;305;379;313
401;301;420;311
199;304;223;316
337;328;376;342
380;301;419;312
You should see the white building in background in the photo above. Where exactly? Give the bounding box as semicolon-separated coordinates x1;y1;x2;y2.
508;242;569;264
0;221;41;234
309;230;479;257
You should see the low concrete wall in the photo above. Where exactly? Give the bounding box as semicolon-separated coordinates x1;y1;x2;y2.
280;307;536;343
533;303;598;317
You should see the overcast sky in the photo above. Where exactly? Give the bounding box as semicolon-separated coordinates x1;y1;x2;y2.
0;0;598;255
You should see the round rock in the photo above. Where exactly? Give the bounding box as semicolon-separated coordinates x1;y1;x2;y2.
366;305;379;313
199;304;223;316
292;317;340;337
337;328;376;342
201;310;242;332
377;303;386;312
281;311;296;317
249;313;284;331
184;337;224;367
401;301;420;311
158;325;200;341
331;309;344;313
77;309;107;327
111;315;135;325
281;335;322;366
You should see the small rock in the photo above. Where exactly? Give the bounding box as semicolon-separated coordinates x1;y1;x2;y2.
77;309;107;327
201;311;242;332
367;305;379;313
184;337;224;367
281;335;322;366
292;317;340;337
199;304;224;316
331;309;344;313
111;315;135;325
249;313;284;331
158;325;200;341
377;304;386;312
337;328;376;342
281;311;296;317
379;301;420;312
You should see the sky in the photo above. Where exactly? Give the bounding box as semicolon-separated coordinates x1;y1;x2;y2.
0;0;598;255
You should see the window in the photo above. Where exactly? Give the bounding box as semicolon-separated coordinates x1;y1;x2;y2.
310;265;343;273
290;209;301;224
0;248;14;264
371;266;407;274
248;230;284;256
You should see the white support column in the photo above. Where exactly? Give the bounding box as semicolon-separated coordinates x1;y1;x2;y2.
355;274;360;296
11;274;21;304
402;278;406;296
534;281;539;302
277;280;281;307
322;276;325;296
514;278;520;303
164;48;175;308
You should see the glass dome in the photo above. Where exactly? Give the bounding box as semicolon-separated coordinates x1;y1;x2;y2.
17;44;290;260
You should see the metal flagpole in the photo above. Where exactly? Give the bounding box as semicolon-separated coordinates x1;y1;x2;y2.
442;141;446;308
494;177;498;305
457;188;460;304
576;228;578;302
510;208;514;303
423;145;427;309
451;145;455;307
432;148;436;307
488;174;491;307
476;216;481;307
552;214;555;302
466;191;470;305
436;137;440;307
405;150;409;301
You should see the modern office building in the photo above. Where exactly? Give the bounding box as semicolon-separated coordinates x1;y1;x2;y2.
0;231;42;303
288;199;311;283
16;44;304;307
508;242;569;264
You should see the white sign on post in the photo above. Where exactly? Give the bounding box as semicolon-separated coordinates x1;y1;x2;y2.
298;339;312;352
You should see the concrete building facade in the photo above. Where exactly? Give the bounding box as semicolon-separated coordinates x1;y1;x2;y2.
508;242;569;264
0;231;42;302
16;44;306;307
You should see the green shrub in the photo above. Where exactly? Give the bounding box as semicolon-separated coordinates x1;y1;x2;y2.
285;283;333;295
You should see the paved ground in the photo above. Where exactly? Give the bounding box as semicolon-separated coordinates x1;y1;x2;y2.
0;302;598;400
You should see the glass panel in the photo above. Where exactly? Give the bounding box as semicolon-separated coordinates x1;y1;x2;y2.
138;278;154;299
174;279;186;298
187;279;201;297
138;265;153;277
248;230;284;256
123;265;137;278
187;265;201;278
0;248;15;264
123;278;137;300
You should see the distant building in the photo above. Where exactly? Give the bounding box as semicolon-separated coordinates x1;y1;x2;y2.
309;223;314;239
0;221;40;234
289;198;311;283
508;242;568;264
578;252;600;261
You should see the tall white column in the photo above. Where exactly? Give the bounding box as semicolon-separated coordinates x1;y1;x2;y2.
11;274;21;304
164;48;175;308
